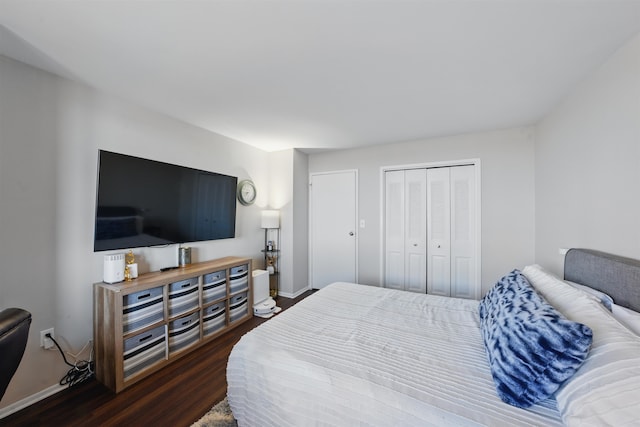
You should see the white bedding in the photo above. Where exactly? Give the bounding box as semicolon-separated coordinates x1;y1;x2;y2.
227;282;562;426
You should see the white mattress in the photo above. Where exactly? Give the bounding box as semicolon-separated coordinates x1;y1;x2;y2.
227;282;563;426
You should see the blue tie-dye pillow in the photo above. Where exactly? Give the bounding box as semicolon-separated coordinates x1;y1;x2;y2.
478;270;593;408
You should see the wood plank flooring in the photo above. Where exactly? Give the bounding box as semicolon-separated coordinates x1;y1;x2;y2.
1;291;314;427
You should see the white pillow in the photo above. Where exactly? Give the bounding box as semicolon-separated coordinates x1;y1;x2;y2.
522;264;640;427
562;275;640;336
612;303;640;336
564;280;614;311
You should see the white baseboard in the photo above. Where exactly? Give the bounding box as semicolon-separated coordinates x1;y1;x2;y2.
278;286;311;299
0;383;66;419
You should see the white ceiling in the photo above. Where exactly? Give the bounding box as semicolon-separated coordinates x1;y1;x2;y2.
1;1;640;152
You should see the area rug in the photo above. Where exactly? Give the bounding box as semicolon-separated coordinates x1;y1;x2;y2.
191;397;237;427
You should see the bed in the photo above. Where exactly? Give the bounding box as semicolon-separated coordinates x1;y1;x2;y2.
227;249;640;426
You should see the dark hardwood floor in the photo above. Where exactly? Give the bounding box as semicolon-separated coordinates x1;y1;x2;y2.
1;291;314;427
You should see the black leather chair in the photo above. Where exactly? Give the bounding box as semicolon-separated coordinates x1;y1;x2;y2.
0;308;32;400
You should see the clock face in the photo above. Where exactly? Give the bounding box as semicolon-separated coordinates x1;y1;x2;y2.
237;180;256;205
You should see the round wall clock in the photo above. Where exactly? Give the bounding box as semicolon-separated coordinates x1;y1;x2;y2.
237;179;257;206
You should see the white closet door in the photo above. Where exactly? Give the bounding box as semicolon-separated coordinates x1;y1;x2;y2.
427;168;451;296
384;163;478;298
450;165;477;299
384;170;405;290
404;169;427;293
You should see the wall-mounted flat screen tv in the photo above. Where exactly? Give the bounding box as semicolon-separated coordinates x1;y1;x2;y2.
94;150;237;252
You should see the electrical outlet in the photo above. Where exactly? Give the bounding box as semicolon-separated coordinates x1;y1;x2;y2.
40;328;55;349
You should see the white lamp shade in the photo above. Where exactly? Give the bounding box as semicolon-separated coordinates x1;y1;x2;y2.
261;210;280;229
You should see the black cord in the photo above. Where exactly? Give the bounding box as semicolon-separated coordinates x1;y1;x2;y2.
47;333;95;387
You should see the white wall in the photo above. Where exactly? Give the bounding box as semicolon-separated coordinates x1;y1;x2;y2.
268;150;293;296
267;149;309;298
0;55;269;410
291;149;309;296
535;33;640;275
308;127;536;294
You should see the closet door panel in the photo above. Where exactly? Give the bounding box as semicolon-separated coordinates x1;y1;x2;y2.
427;168;451;296
450;165;477;299
384;171;405;290
429;255;451;296
452;257;473;298
386;252;405;290
405;169;427;293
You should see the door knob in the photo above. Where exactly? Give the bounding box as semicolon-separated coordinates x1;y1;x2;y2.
349;231;354;236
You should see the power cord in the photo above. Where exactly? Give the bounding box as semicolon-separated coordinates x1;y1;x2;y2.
46;333;95;387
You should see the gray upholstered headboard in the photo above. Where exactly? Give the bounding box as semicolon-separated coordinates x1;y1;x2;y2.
564;248;640;312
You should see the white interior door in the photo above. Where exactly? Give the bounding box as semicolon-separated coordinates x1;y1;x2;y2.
310;171;357;289
427;168;451;296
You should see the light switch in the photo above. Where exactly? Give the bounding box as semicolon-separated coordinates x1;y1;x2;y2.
359;219;365;228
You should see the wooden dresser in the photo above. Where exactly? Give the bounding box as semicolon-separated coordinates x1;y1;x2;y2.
94;256;252;392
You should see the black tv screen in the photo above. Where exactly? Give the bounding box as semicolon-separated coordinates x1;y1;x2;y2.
94;150;237;251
